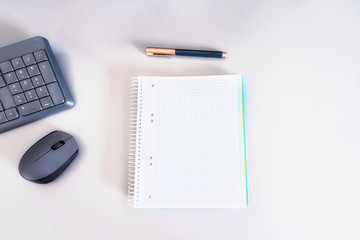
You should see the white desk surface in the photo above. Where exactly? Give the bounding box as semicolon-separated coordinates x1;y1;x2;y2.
0;1;359;239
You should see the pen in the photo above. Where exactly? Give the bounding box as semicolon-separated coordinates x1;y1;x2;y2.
146;47;227;59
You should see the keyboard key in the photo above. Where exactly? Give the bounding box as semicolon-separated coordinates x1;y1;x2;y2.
11;58;25;70
20;79;34;91
27;65;40;77
31;75;45;87
0;101;3;111
22;54;36;66
13;93;27;105
40;96;54;109
0;111;7;124
0;61;14;73
18;100;42;116
38;61;56;83
5;108;19;121
4;72;18;84
0;87;16;109
34;50;48;62
47;82;64;105
0;75;5;87
8;82;22;95
24;89;38;101
16;68;29;80
36;86;49;98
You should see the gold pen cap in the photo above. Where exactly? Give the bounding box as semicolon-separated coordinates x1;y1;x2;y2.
146;47;176;57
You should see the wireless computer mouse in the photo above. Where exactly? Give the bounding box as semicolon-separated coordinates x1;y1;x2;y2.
19;130;79;184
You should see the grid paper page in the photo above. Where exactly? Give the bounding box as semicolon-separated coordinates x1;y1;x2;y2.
134;75;248;208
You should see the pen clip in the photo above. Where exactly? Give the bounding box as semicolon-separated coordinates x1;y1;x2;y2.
146;52;171;57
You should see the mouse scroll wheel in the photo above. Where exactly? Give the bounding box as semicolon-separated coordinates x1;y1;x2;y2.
51;140;65;150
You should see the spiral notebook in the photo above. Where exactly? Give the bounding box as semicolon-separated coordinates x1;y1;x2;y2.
128;75;249;208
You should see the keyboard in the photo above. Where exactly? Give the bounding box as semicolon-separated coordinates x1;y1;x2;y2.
0;37;74;133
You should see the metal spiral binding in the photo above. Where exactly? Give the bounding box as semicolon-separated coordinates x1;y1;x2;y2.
128;77;140;206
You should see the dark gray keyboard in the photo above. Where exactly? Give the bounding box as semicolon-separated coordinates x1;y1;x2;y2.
0;37;74;133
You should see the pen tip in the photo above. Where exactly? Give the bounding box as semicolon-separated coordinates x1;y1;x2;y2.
222;52;227;58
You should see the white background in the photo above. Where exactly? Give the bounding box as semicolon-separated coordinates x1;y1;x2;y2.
0;1;359;239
